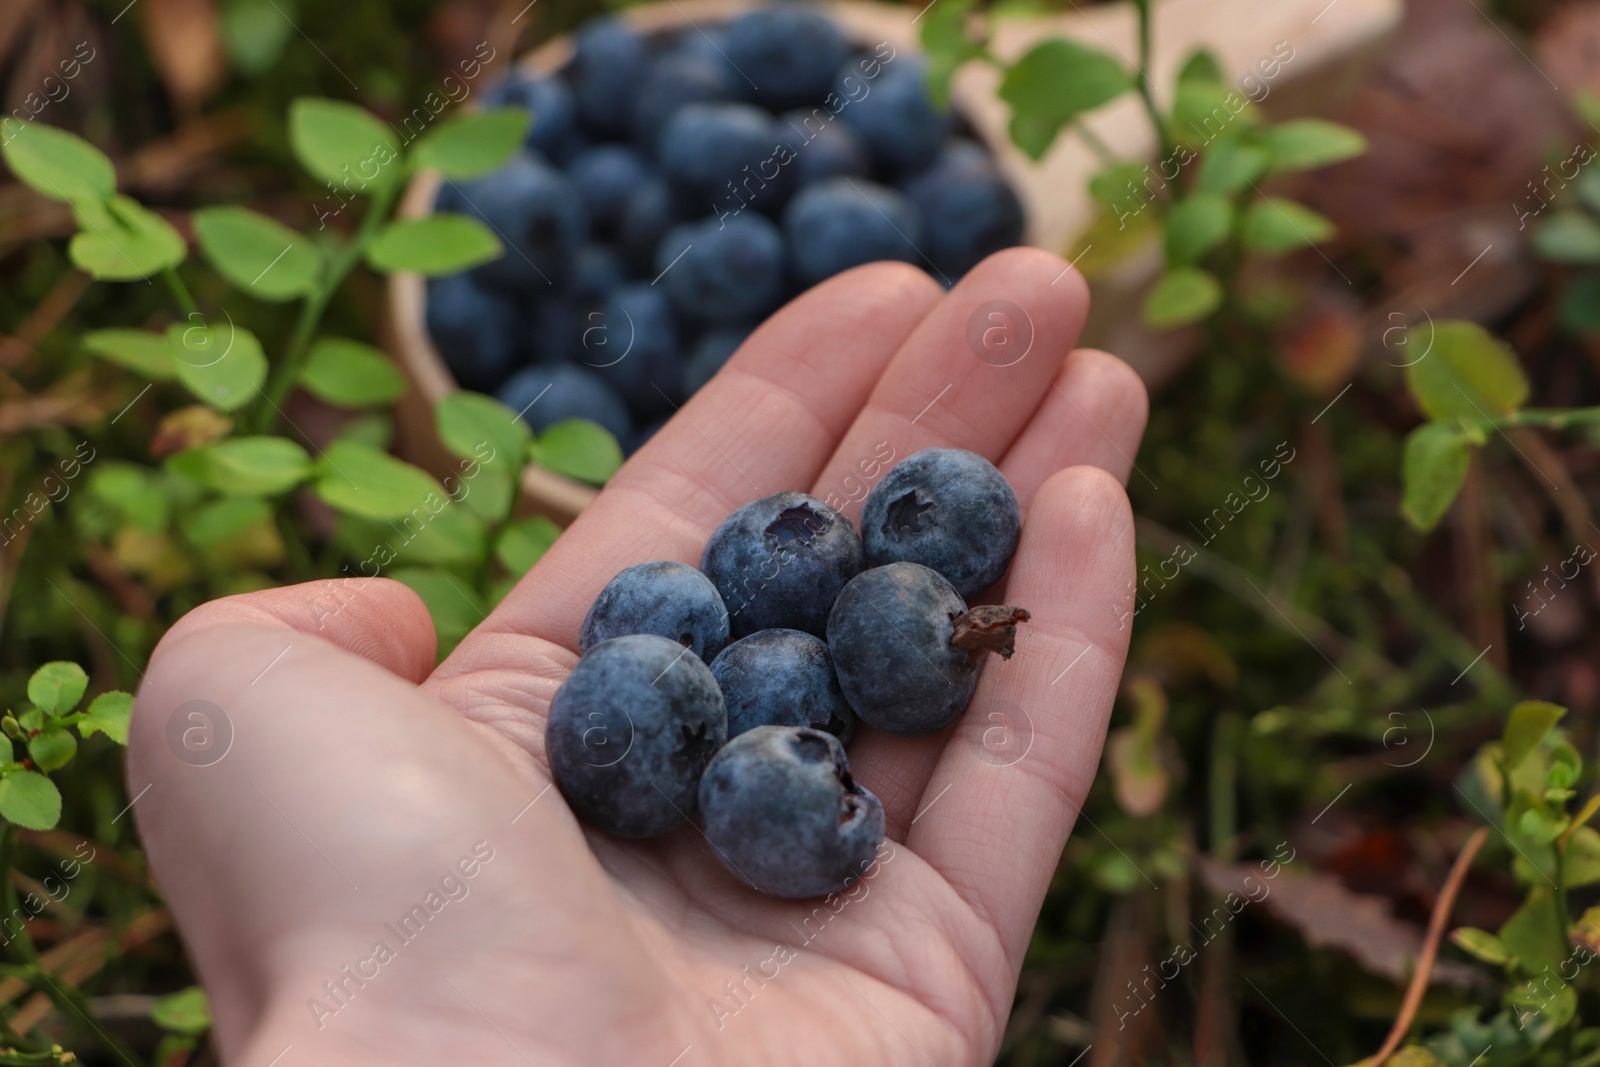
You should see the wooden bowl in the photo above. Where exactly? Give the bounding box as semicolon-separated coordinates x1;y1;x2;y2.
386;0;1399;523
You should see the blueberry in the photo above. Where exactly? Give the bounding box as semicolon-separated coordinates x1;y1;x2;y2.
568;145;655;234
581;560;730;661
684;327;750;392
523;297;583;363
629;416;669;454
827;561;1029;736
482;73;580;161
781;109;870;185
632;46;742;152
698;726;883;898
585;284;684;412
725;6;849;110
618;176;680;273
547;634;726;838
658;102;790;216
837;54;950;174
571;243;628;303
656;215;787;323
456;151;587;293
425;274;523;393
701;491;865;638
570;18;649;136
902;141;1025;277
710;629;854;743
496;363;633;442
784;178;924;286
860;447;1021;596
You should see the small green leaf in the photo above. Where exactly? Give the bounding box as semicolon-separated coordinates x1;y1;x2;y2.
1241;197;1335;254
1142;268;1222;328
920;0;986;109
193;206;320;301
1499;885;1568;977
1534;211;1600;264
335;412;395;450
167;437;313;495
79;691;133;744
152;987;212;1035
1564;826;1600;888
313;440;448;521
1176;48;1224;85
1450;927;1512;966
1520;807;1568;846
1400;423;1471;531
999;40;1131;160
299;338;407;407
1087;161;1150;212
28;729;76;773
221;0;295;76
390;567;485;655
387;502;485;566
530;419;624;485
1172;80;1259;147
288;98;403;193
1504;701;1566;771
434;391;530;469
1197;138;1267;195
83;329;177;380
69;196;187;280
0;772;61;830
182;496;274;549
166;322;268;413
1163;193;1232;266
1559;270;1600;334
0;118;115;204
365;215;501;275
1259;119;1367;173
1403;321;1529;421
412;109;531;179
28;663;87;715
495;516;561;577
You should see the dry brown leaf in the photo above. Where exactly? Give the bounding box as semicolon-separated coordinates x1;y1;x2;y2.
151;404;233;457
141;0;225;114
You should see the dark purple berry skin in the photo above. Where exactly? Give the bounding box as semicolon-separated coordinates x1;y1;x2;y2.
547;634;726;838
724;5;849;110
698;726;883;898
860;447;1021;597
700;491;866;639
710;629;853;743
580;560;730;662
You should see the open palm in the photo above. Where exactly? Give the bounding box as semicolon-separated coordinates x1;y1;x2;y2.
128;249;1147;1067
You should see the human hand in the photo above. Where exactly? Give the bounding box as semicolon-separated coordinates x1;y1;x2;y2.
129;249;1147;1066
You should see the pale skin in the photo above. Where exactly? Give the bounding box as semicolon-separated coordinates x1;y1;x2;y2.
128;248;1148;1066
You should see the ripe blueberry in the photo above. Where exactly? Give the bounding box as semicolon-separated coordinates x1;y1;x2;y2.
570;18;649;136
684;327;750;392
496;363;633;442
701;491;866;638
710;629;854;742
902;141;1025;277
458;151;588;293
836;54;950;174
655;215;786;323
568;145;655;234
483;73;580;162
827;561;1029;736
547;634;727;837
658;102;791;215
698;725;883;897
725;5;849;110
588;284;685;412
860;447;1021;596
580;560;730;661
784;177;923;286
425;274;522;393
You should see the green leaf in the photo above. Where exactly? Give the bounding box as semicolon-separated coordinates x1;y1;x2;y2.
28;662;87;715
1241;198;1335;254
192;206;320;301
1400;423;1471;531
167;437;313;495
1564;826;1600;888
1499;886;1567;977
0;119;115;204
920;0;985;108
299;338;407;407
495;516;561;577
79;691;133;744
530;419;624;485
1172;80;1259;148
152;987;212;1035
1520;807;1568;846
1403;321;1529;421
1450;927;1513;966
1197;138;1267;195
999;40;1131;160
0;772;61;830
221;0;296;76
69;196;187;280
1259;119;1367;173
365;215;501;275
28;729;76;773
1142;268;1222;328
182;495;274;550
1504;701;1566;771
462;468;512;524
1176;48;1224;85
1163;193;1232;266
412;109;530;179
434;391;530;469
166;322;267;413
1534;211;1600;264
386;502;485;566
390;567;484;654
288;98;403;194
1559;270;1600;334
83;329;177;380
1088;161;1150;212
312;440;448;521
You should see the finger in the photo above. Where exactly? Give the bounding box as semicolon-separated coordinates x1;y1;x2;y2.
905;466;1135;966
444;261;942;664
999;348;1149;500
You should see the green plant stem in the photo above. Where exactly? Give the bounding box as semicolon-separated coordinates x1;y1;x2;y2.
1131;0;1175;164
1073;122;1118;166
162;269;198;320
1480;406;1600;432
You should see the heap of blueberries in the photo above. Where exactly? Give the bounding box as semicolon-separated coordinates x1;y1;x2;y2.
425;5;1025;452
547;448;1031;898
